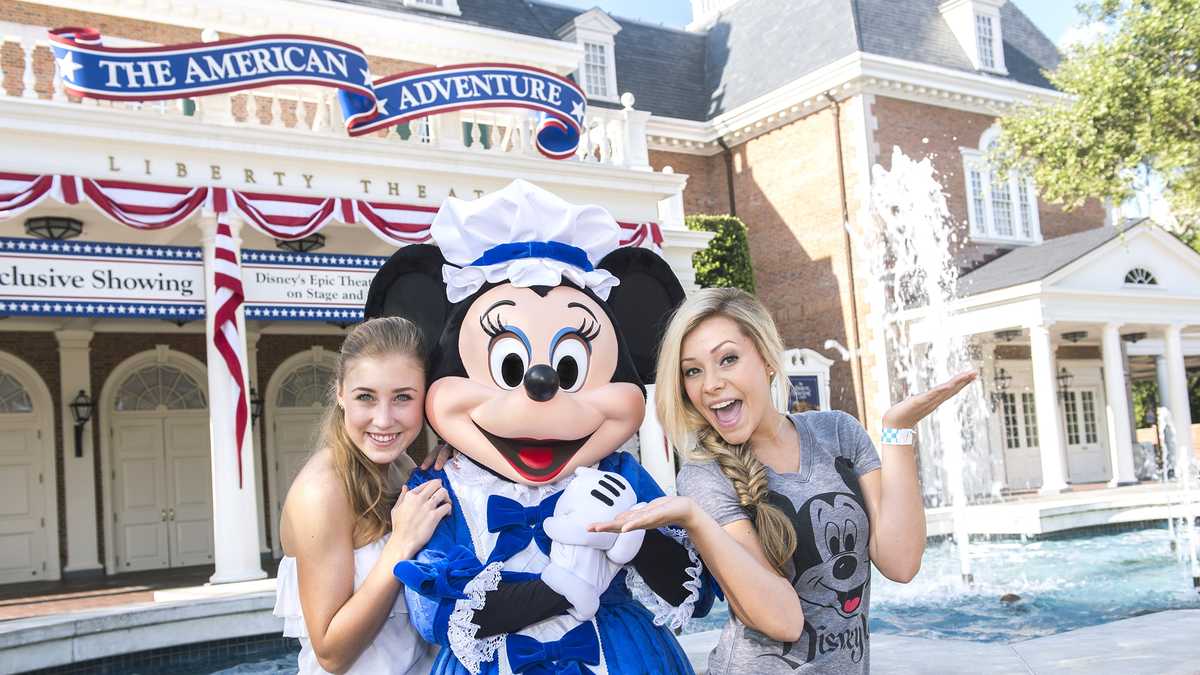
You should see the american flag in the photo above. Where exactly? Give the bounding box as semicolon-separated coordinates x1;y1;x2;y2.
212;215;249;487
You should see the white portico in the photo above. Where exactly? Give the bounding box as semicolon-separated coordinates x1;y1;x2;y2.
908;221;1200;494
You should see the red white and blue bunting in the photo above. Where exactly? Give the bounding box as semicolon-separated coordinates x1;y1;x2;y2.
48;28;587;159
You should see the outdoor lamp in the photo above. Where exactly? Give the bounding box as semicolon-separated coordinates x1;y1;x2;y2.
1062;331;1088;343
250;387;264;425
1122;332;1148;343
989;367;1011;413
275;233;326;252
993;329;1021;343
25;216;83;240
1056;367;1074;394
69;389;94;458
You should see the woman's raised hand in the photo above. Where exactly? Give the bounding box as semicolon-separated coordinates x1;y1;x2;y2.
587;495;698;534
389;479;451;561
882;370;978;430
419;441;454;471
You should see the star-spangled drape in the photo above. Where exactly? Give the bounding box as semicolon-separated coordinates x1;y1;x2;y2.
210;192;250;488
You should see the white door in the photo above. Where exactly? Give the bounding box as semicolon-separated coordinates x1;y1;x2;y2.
165;416;214;566
1063;387;1110;483
0;414;49;583
269;361;334;556
1001;391;1043;490
113;416;170;571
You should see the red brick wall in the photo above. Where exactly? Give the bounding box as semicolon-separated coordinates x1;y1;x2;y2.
649;150;731;216
0;332;64;571
870;95;1108;269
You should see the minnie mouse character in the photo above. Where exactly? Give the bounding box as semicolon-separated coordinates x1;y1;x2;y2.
366;180;716;675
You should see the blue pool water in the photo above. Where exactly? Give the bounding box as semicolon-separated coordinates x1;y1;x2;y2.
180;526;1199;673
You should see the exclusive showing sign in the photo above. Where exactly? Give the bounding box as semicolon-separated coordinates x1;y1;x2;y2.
0;237;384;321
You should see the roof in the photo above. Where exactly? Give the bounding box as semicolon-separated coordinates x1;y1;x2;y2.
957;220;1148;297
334;0;1064;122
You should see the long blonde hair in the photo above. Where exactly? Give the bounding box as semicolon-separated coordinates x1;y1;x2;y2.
655;288;797;573
319;316;427;546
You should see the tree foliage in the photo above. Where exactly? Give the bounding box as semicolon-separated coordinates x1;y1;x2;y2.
995;0;1200;235
685;214;757;293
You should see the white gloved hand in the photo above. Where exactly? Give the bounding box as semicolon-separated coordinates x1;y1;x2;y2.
540;467;645;620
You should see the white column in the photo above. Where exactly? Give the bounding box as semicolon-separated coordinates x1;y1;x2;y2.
1163;324;1195;480
200;214;266;584
246;331;269;555
1155;355;1171;413
56;330;102;574
1102;323;1137;486
1029;324;1069;494
637;384;676;495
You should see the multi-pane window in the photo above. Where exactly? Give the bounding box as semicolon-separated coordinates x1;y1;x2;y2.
1063;392;1080;445
1080;391;1098;444
0;372;32;413
976;14;996;69
1021;392;1038;445
584;42;610;99
962;128;1041;244
1001;393;1020;449
1124;267;1158;285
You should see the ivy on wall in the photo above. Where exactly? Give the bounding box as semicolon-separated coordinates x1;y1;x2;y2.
685;214;756;293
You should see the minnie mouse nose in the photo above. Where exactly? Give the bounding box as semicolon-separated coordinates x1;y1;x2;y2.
523;364;560;402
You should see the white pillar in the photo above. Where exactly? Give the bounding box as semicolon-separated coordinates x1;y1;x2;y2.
200;214;266;584
1155;355;1171;413
1163;324;1195;480
1101;323;1137;486
638;384;676;495
1030;324;1069;494
56;330;102;574
246;331;269;555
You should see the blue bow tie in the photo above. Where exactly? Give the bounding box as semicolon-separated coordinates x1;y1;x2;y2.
485;492;562;562
506;622;600;675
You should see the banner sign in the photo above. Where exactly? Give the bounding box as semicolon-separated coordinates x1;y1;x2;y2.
241;248;386;322
787;374;823;413
0;237;385;321
48;27;586;159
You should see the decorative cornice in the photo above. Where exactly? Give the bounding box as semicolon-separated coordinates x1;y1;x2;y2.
646;52;1067;156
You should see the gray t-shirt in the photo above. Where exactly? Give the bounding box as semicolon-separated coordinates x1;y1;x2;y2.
678;411;881;675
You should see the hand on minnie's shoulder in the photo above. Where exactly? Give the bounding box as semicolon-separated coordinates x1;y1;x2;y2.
387;479;451;562
418;441;454;471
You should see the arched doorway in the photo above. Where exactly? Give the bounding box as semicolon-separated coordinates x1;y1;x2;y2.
103;350;212;572
266;349;335;557
0;352;57;584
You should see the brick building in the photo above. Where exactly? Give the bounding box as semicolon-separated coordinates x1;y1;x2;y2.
1;0;1198;591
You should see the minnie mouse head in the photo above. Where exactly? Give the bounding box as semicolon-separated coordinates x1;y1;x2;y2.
365;180;684;486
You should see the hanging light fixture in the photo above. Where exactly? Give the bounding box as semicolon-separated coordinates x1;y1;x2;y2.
275;233;326;253
25;216;83;240
1056;367;1074;393
993;329;1021;343
1061;330;1088;343
1121;332;1148;344
250;387;264;425
989;367;1012;413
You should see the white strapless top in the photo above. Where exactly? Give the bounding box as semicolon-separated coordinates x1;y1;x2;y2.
273;536;437;675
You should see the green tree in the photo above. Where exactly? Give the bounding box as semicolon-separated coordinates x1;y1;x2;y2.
995;0;1200;241
685;214;756;293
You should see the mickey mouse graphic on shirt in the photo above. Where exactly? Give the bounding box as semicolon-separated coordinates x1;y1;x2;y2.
762;457;871;668
365;180;717;675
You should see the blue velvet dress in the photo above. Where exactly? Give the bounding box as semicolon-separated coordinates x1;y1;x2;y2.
395;451;717;675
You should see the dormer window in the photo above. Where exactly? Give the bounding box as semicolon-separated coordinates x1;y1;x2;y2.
961;125;1041;244
940;0;1007;74
557;8;622;103
402;0;461;16
1124;268;1158;286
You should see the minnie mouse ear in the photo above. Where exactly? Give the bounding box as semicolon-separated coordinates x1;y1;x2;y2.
364;244;451;351
597;248;685;385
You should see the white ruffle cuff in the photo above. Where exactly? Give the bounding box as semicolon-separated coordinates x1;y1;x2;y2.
447;561;506;675
624;527;704;632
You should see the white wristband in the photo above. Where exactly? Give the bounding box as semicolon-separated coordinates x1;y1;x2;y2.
880;427;915;445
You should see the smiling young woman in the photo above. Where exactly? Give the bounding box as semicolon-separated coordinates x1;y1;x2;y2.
273;317;453;674
589;287;976;674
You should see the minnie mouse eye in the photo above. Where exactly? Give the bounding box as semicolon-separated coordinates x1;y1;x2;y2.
489;336;528;389
551;337;589;392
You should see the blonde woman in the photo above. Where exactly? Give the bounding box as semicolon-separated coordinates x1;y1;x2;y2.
274;317;452;674
592;287;974;673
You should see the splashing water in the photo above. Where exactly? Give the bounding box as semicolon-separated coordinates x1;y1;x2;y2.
863;148;997;583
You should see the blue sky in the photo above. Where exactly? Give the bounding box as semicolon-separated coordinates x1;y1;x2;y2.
547;0;1085;45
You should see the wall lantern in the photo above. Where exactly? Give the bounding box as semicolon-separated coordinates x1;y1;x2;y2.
993;329;1021;343
25;216;83;240
275;233;326;253
1062;330;1088;343
989;367;1012;413
1056;367;1074;394
69;389;94;458
1121;332;1148;344
250;387;264;425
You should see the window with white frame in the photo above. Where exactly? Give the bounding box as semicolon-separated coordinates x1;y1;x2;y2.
961;126;1041;244
583;42;611;99
1123;267;1158;286
975;14;996;70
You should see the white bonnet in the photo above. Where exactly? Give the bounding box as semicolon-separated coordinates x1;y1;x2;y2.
432;179;621;303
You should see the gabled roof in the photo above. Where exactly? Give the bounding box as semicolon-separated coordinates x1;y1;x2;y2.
958;220;1147;297
335;0;1064;122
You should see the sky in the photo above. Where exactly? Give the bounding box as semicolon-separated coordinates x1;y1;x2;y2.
546;0;1087;46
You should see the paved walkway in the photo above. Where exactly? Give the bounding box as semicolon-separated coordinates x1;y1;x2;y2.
682;610;1200;674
